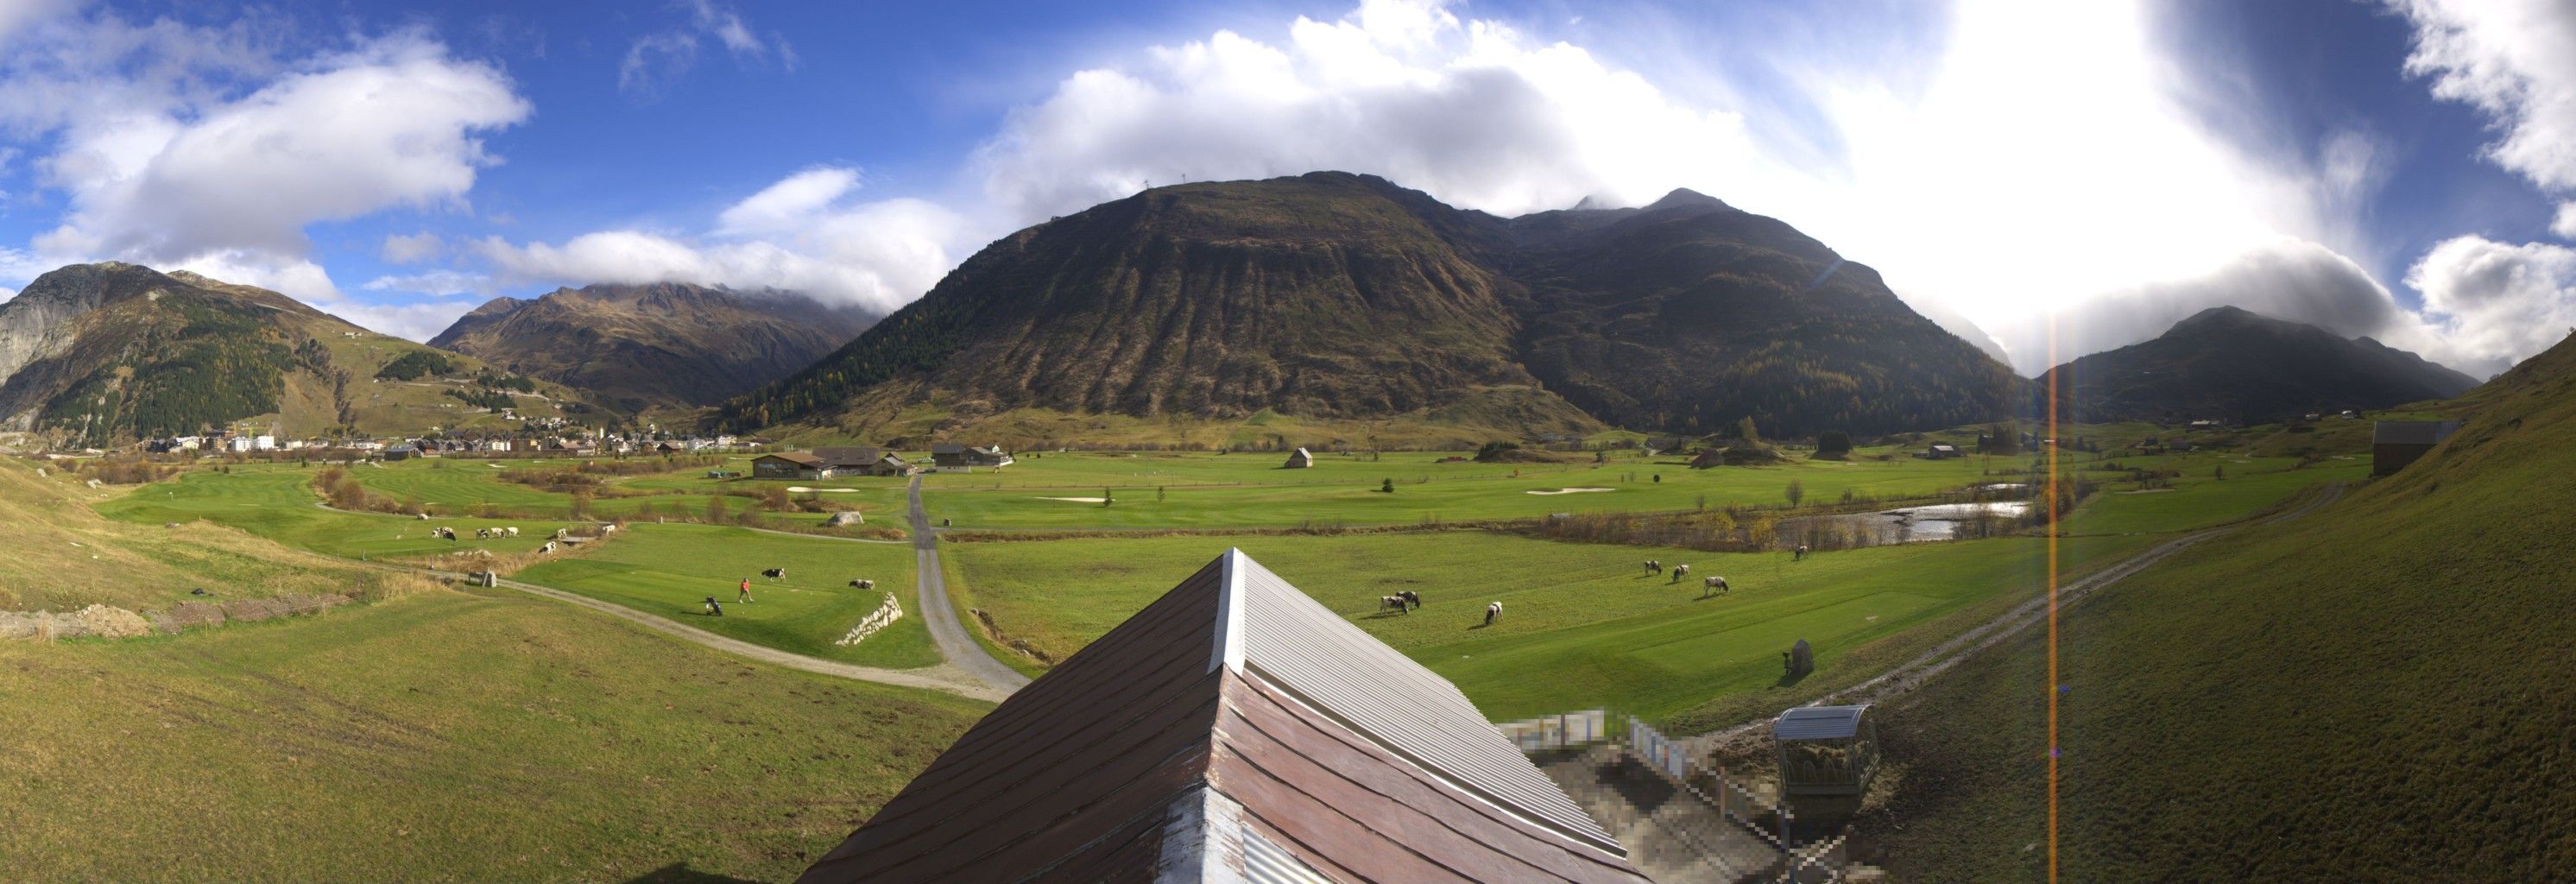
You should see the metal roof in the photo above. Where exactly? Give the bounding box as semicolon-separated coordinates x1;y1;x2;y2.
797;549;1650;884
1774;704;1871;741
2374;420;2462;446
1223;551;1626;856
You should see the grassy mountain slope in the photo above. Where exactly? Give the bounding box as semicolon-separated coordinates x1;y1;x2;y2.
718;172;2017;442
0;458;388;612
1864;333;2576;881
430;282;870;411
1502;189;2025;437
0;262;602;444
2037;305;2478;425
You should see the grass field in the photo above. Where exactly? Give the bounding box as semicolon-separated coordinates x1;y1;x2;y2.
515;524;938;669
917;446;2017;529
1863;343;2576;881
0;588;988;884
2058;456;2369;535
95;468;587;562
0;460;434;613
944;530;2160;725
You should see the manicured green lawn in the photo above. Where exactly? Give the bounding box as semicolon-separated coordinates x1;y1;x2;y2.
919;446;2015;529
944;530;2159;725
0;589;988;884
515;524;938;669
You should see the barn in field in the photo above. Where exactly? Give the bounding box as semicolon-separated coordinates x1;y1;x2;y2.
2372;420;2462;476
752;451;822;481
795;549;1651;884
1283;446;1315;469
811;446;916;477
931;442;1015;472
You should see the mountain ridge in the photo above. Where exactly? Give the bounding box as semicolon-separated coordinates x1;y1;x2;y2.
428;281;873;412
2037;304;2478;424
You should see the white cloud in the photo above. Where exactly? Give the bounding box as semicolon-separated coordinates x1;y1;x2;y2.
381;231;444;264
2406;235;2576;373
476;174;963;313
975;0;1760;221
363;269;489;298
619;0;792;96
33;35;527;262
2393;0;2576;192
2554;202;2576;241
167;250;474;341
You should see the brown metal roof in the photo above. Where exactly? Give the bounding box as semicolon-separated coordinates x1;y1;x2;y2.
797;550;1648;884
761;451;822;466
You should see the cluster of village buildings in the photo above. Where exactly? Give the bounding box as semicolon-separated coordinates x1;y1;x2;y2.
137;424;773;458
749;443;1013;480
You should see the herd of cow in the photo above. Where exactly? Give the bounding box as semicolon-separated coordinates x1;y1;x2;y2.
1642;559;1731;597
1373;547;1801;628
752;567;881;591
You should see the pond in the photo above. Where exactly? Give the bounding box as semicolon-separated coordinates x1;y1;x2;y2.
1776;501;2031;549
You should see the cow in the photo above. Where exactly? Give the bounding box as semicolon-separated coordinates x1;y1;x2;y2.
848;578;875;590
475;527;492;540
502;527;519;538
540;541;558;554
1644;559;1662;575
1380;596;1411;614
1795;544;1810;561
761;567;786;581
1398;590;1421;609
1670;564;1689;583
1703;575;1730;597
1484;601;1502;626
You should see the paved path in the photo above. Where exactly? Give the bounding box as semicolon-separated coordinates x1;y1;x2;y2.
1693;481;2347;751
908;474;1034;693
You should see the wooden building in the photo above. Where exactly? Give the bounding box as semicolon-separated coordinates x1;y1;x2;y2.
2373;420;2462;476
752;451;822;481
811;446;915;477
795;550;1651;884
1283;446;1314;469
931;443;1014;472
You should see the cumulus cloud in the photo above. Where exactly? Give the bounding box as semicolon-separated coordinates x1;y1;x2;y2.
2406;236;2576;374
381;231;444;264
33;35;527;261
1993;238;2443;368
975;0;1759;221
619;0;792;96
2393;0;2576;192
476;167;966;313
2554;203;2576;241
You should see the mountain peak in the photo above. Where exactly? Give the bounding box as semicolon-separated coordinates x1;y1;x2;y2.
1645;188;1727;212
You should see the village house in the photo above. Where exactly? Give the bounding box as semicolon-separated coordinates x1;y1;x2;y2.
811;446;916;477
1923;443;1961;459
931;442;1014;471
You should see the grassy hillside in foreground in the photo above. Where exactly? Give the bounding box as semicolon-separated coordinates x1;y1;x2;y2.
0;589;988;884
1865;335;2576;881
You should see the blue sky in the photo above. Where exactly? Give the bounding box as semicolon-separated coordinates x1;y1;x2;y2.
1;0;2572;376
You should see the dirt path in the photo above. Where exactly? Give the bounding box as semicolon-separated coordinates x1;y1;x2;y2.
484;575;1011;703
908;474;1035;693
1692;481;2347;750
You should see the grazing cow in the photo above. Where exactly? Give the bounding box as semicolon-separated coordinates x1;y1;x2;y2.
1703;575;1730;597
848;578;875;590
1398;590;1422;609
1380;596;1411;614
1484;602;1502;626
1795;544;1809;561
502;527;519;538
415;513;430;521
1644;559;1663;575
1670;564;1690;583
761;567;786;581
599;524;617;534
540;541;558;554
475;527;492;540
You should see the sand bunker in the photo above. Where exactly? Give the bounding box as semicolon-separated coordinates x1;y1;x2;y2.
1037;496;1110;502
786;487;862;493
1526;487;1616;496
